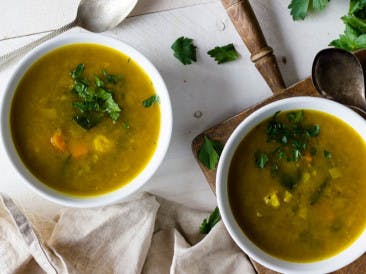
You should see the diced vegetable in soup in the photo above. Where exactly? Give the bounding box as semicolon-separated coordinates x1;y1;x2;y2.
11;44;160;196
228;110;366;262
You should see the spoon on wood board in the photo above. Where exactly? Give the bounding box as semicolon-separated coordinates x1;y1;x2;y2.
0;0;138;66
312;48;366;117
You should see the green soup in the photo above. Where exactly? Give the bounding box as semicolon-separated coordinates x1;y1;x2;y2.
228;110;366;262
11;44;160;197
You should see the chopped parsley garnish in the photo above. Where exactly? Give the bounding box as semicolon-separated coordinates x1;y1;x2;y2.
254;110;338;192
171;36;197;65
198;136;223;170
324;150;332;158
102;69;122;84
288;0;330;21
199;207;221;234
255;152;269;169
70;64;122;130
143;95;160;108
207;43;239;64
310;178;330;205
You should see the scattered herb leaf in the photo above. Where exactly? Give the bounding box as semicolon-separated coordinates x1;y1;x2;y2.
102;69;122;84
143;95;160;108
70;63;85;80
287;110;304;123
199;207;221;234
310;178;330;205
324;150;332;158
255;152;269;168
310;147;317;156
73;115;99;130
171;36;197;65
207;43;239;64
307;125;320;137
198;136;223;170
122;122;130;129
288;0;330;21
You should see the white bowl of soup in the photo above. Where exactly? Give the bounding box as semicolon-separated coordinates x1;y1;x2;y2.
217;97;366;273
1;32;172;207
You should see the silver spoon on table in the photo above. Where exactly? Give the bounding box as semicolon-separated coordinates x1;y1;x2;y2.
312;48;366;118
0;0;138;66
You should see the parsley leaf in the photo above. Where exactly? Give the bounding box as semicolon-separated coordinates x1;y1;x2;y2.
199;207;221;234
207;43;239;64
171;36;197;65
102;69;122;84
198;136;223;170
324;150;332;158
288;0;330;21
73;115;99;130
70;63;85;80
143;95;160;108
255;152;269;168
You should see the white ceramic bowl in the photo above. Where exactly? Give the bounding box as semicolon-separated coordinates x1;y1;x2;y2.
217;97;366;274
1;32;172;208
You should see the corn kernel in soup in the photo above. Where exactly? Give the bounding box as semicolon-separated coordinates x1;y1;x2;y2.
11;44;160;197
228;110;366;262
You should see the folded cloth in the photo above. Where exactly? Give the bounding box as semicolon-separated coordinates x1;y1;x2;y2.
0;192;255;274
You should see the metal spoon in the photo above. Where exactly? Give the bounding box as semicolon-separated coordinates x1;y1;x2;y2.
0;0;138;66
312;48;366;117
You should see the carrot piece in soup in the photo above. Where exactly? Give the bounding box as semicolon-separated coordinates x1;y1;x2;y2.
50;129;67;152
70;143;88;158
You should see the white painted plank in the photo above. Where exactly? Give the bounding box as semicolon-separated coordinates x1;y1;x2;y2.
0;0;216;40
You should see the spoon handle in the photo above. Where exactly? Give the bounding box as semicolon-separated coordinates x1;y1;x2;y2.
221;0;286;94
0;20;77;67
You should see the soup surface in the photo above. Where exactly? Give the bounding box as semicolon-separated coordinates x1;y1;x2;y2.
228;110;366;262
11;44;160;196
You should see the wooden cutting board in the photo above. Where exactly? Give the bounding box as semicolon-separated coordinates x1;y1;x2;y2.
192;1;366;273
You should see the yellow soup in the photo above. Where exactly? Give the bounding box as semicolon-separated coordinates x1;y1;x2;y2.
228;110;366;262
11;44;160;196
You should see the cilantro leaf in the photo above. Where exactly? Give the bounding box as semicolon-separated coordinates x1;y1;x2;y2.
288;0;330;21
198;136;223;170
171;36;197;65
207;43;239;64
143;95;160;108
199;207;221;234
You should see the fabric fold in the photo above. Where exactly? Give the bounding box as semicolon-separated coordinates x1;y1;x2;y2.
0;192;255;274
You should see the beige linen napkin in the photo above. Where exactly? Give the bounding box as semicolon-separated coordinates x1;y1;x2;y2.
0;192;255;274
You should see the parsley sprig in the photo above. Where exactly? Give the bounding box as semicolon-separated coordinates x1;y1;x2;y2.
70;64;122;130
207;43;239;64
199;207;221;234
198;136;223;170
171;36;197;65
288;0;330;21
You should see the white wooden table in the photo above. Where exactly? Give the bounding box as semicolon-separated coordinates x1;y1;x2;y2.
0;0;349;218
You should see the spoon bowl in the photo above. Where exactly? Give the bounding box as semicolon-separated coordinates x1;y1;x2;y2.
77;0;138;32
0;0;138;66
312;48;366;112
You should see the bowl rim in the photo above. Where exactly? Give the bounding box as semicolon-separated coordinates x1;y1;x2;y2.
0;32;173;208
216;96;366;273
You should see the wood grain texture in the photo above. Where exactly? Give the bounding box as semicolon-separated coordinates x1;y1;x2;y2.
191;50;366;274
221;0;285;94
